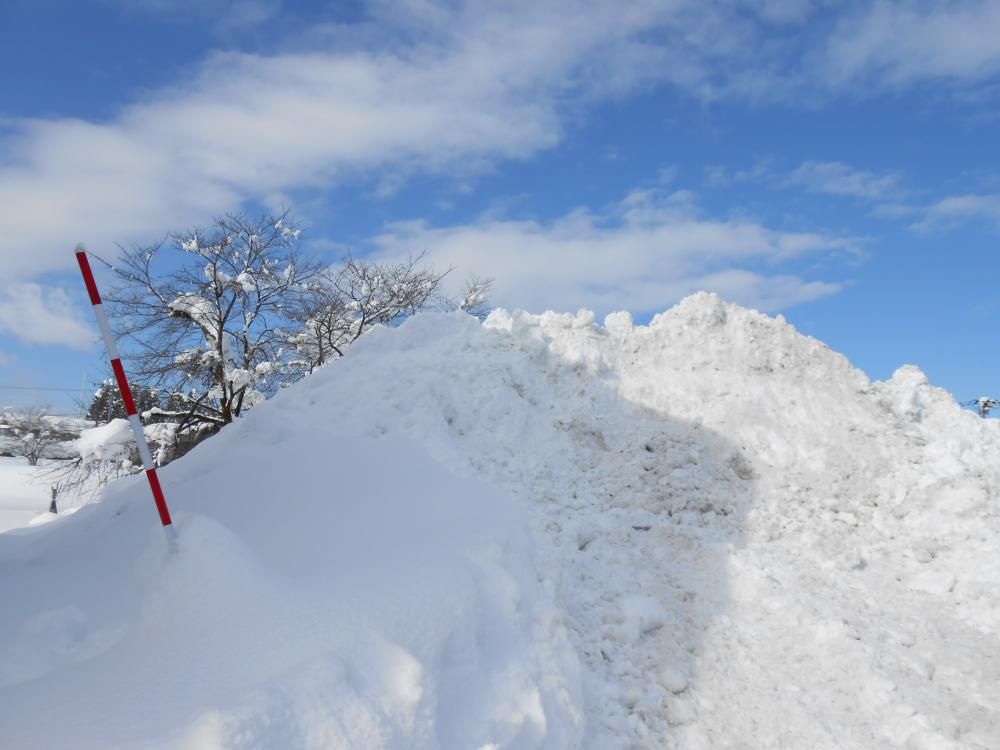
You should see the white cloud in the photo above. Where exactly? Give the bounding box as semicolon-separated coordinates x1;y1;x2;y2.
823;1;1000;89
703;160;775;188
2;0;996;346
673;270;842;311
786;161;904;200
912;193;1000;231
706;158;906;205
2;0;732;288
371;189;854;313
0;350;9;366
0;284;95;349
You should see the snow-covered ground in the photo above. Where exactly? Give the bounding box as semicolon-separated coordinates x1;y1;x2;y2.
0;457;54;532
0;413;92;532
2;293;998;749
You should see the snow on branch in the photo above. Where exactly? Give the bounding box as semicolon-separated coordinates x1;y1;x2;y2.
961;396;998;418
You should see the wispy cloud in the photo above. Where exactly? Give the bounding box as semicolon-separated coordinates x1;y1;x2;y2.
785;161;905;200
823;1;1000;89
707;158;1000;235
0;284;95;349
706;158;907;206
703;160;776;188
912;193;1000;231
372;188;855;314
657;165;680;184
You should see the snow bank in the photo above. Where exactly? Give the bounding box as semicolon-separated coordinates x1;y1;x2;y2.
0;457;53;532
288;293;1000;748
75;418;134;463
0;434;581;747
2;292;998;749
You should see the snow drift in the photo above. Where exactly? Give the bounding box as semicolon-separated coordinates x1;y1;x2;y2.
1;292;998;749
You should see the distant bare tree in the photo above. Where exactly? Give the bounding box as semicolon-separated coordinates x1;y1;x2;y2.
975;397;997;418
449;275;494;320
45;447;139;504
42;417;154;503
1;406;55;466
286;253;452;373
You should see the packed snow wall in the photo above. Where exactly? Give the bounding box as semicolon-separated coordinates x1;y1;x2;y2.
297;292;1000;749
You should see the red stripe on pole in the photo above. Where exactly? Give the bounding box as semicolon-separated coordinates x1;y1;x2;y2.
145;468;174;527
75;246;175;543
75;249;102;305
111;359;138;416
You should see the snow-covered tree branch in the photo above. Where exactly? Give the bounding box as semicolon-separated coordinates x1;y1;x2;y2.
973;397;997;418
284;253;462;373
105;211;321;431
98;211;490;458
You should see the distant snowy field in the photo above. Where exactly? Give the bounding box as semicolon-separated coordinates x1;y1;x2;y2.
1;294;998;749
0;458;53;532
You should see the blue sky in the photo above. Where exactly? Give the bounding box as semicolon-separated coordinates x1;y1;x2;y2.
1;0;999;414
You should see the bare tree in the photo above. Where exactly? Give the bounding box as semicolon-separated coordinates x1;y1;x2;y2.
285;253;452;373
105;211;320;432
1;406;55;466
449;275;494;321
972;397;997;418
95;209;490;449
44;439;140;503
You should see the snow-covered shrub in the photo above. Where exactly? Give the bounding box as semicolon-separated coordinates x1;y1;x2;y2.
1;406;55;466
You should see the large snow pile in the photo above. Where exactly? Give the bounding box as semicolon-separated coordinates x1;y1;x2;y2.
2;293;998;749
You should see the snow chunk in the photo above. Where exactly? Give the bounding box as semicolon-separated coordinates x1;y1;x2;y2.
484;308;513;332
654;291;729;327
884;365;933;422
603;310;634;337
619;595;668;642
74;419;133;463
168;294;216;331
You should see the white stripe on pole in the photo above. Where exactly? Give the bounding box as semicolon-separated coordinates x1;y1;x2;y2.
75;246;178;552
128;413;157;470
92;304;119;359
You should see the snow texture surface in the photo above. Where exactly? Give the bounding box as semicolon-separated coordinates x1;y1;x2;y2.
0;458;53;532
2;292;998;749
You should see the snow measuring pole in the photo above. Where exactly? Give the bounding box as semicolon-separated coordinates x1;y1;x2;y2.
75;246;178;551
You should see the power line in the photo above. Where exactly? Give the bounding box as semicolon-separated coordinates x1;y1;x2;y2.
0;385;82;393
961;397;998;418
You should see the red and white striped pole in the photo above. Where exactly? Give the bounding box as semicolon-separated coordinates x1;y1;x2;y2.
75;246;177;551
